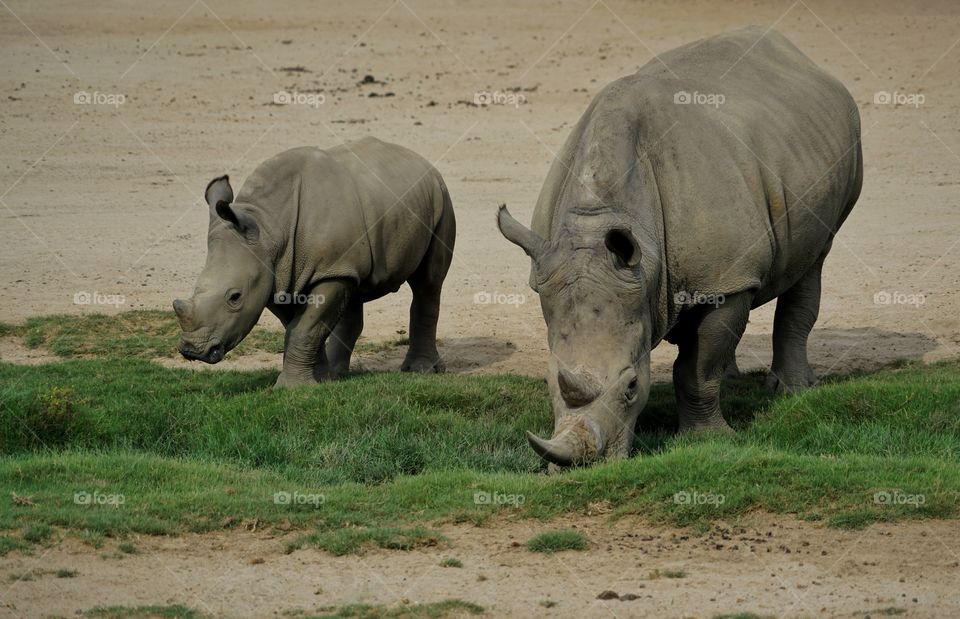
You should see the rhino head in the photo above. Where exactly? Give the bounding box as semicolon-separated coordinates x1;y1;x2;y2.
173;176;275;364
497;205;653;466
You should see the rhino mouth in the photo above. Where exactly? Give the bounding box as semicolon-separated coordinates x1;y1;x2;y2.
179;341;224;364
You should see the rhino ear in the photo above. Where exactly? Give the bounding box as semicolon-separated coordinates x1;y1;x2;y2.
214;202;259;240
497;204;546;260
205;175;258;240
204;175;233;209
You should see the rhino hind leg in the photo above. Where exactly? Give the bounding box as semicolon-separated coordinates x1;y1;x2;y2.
766;256;824;394
325;297;363;378
401;194;455;374
673;291;753;433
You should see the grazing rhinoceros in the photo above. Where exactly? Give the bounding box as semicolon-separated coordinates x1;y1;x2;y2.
173;137;455;386
497;27;862;466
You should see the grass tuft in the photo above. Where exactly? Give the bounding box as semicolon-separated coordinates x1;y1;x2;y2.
84;605;204;618
525;530;588;553
287;599;485;618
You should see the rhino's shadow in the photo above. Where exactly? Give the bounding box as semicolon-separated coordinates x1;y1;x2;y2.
352;336;517;373
633;327;939;455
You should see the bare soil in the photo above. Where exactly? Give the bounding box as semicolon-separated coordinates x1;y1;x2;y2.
3;515;960;618
2;0;959;616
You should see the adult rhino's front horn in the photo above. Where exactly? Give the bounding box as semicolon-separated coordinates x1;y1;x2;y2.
525;415;605;467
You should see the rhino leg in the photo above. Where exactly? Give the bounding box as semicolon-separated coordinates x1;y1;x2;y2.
723;356;741;379
401;199;455;374
673;291;752;432
275;280;352;388
767;255;824;394
325;298;363;378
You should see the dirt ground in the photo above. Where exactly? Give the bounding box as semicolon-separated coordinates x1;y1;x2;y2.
3;515;960;618
2;0;959;616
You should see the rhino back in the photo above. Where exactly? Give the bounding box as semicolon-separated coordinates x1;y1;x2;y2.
236;139;443;298
326;137;445;297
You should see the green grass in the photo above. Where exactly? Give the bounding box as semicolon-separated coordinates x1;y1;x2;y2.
290;526;444;556
648;568;687;579
1;323;960;555
84;605;204;619
439;557;463;568
0;535;29;556
525;530;588;553
22;523;54;543
118;541;139;554
8;567;78;581
291;600;485;618
2;310;406;360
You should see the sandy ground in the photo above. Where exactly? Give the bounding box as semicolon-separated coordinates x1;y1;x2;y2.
3;515;960;618
2;0;960;616
1;0;959;382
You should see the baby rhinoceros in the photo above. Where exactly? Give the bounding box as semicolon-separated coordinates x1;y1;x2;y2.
173;137;455;387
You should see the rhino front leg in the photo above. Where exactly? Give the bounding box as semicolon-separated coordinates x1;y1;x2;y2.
673;291;753;432
767;254;824;394
325;298;363;378
275;280;352;388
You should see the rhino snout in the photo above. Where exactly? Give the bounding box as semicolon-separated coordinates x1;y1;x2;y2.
178;339;224;364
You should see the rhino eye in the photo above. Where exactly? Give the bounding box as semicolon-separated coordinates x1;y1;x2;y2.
227;290;242;306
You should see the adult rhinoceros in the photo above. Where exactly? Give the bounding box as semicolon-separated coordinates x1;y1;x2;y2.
174;137;455;386
498;27;862;466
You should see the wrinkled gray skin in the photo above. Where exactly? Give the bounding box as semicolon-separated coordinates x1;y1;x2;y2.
498;27;862;467
174;137;455;386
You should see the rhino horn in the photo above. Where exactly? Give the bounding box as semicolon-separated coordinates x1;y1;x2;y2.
557;368;601;407
172;298;194;329
497;204;546;260
525;416;605;467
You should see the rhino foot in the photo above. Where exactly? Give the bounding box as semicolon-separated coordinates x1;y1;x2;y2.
765;366;816;394
679;415;734;435
400;354;445;373
274;369;336;388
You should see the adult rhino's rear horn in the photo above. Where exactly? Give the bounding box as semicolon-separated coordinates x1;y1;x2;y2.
557;368;601;407
525;415;605;467
172;298;195;330
497;204;546;260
